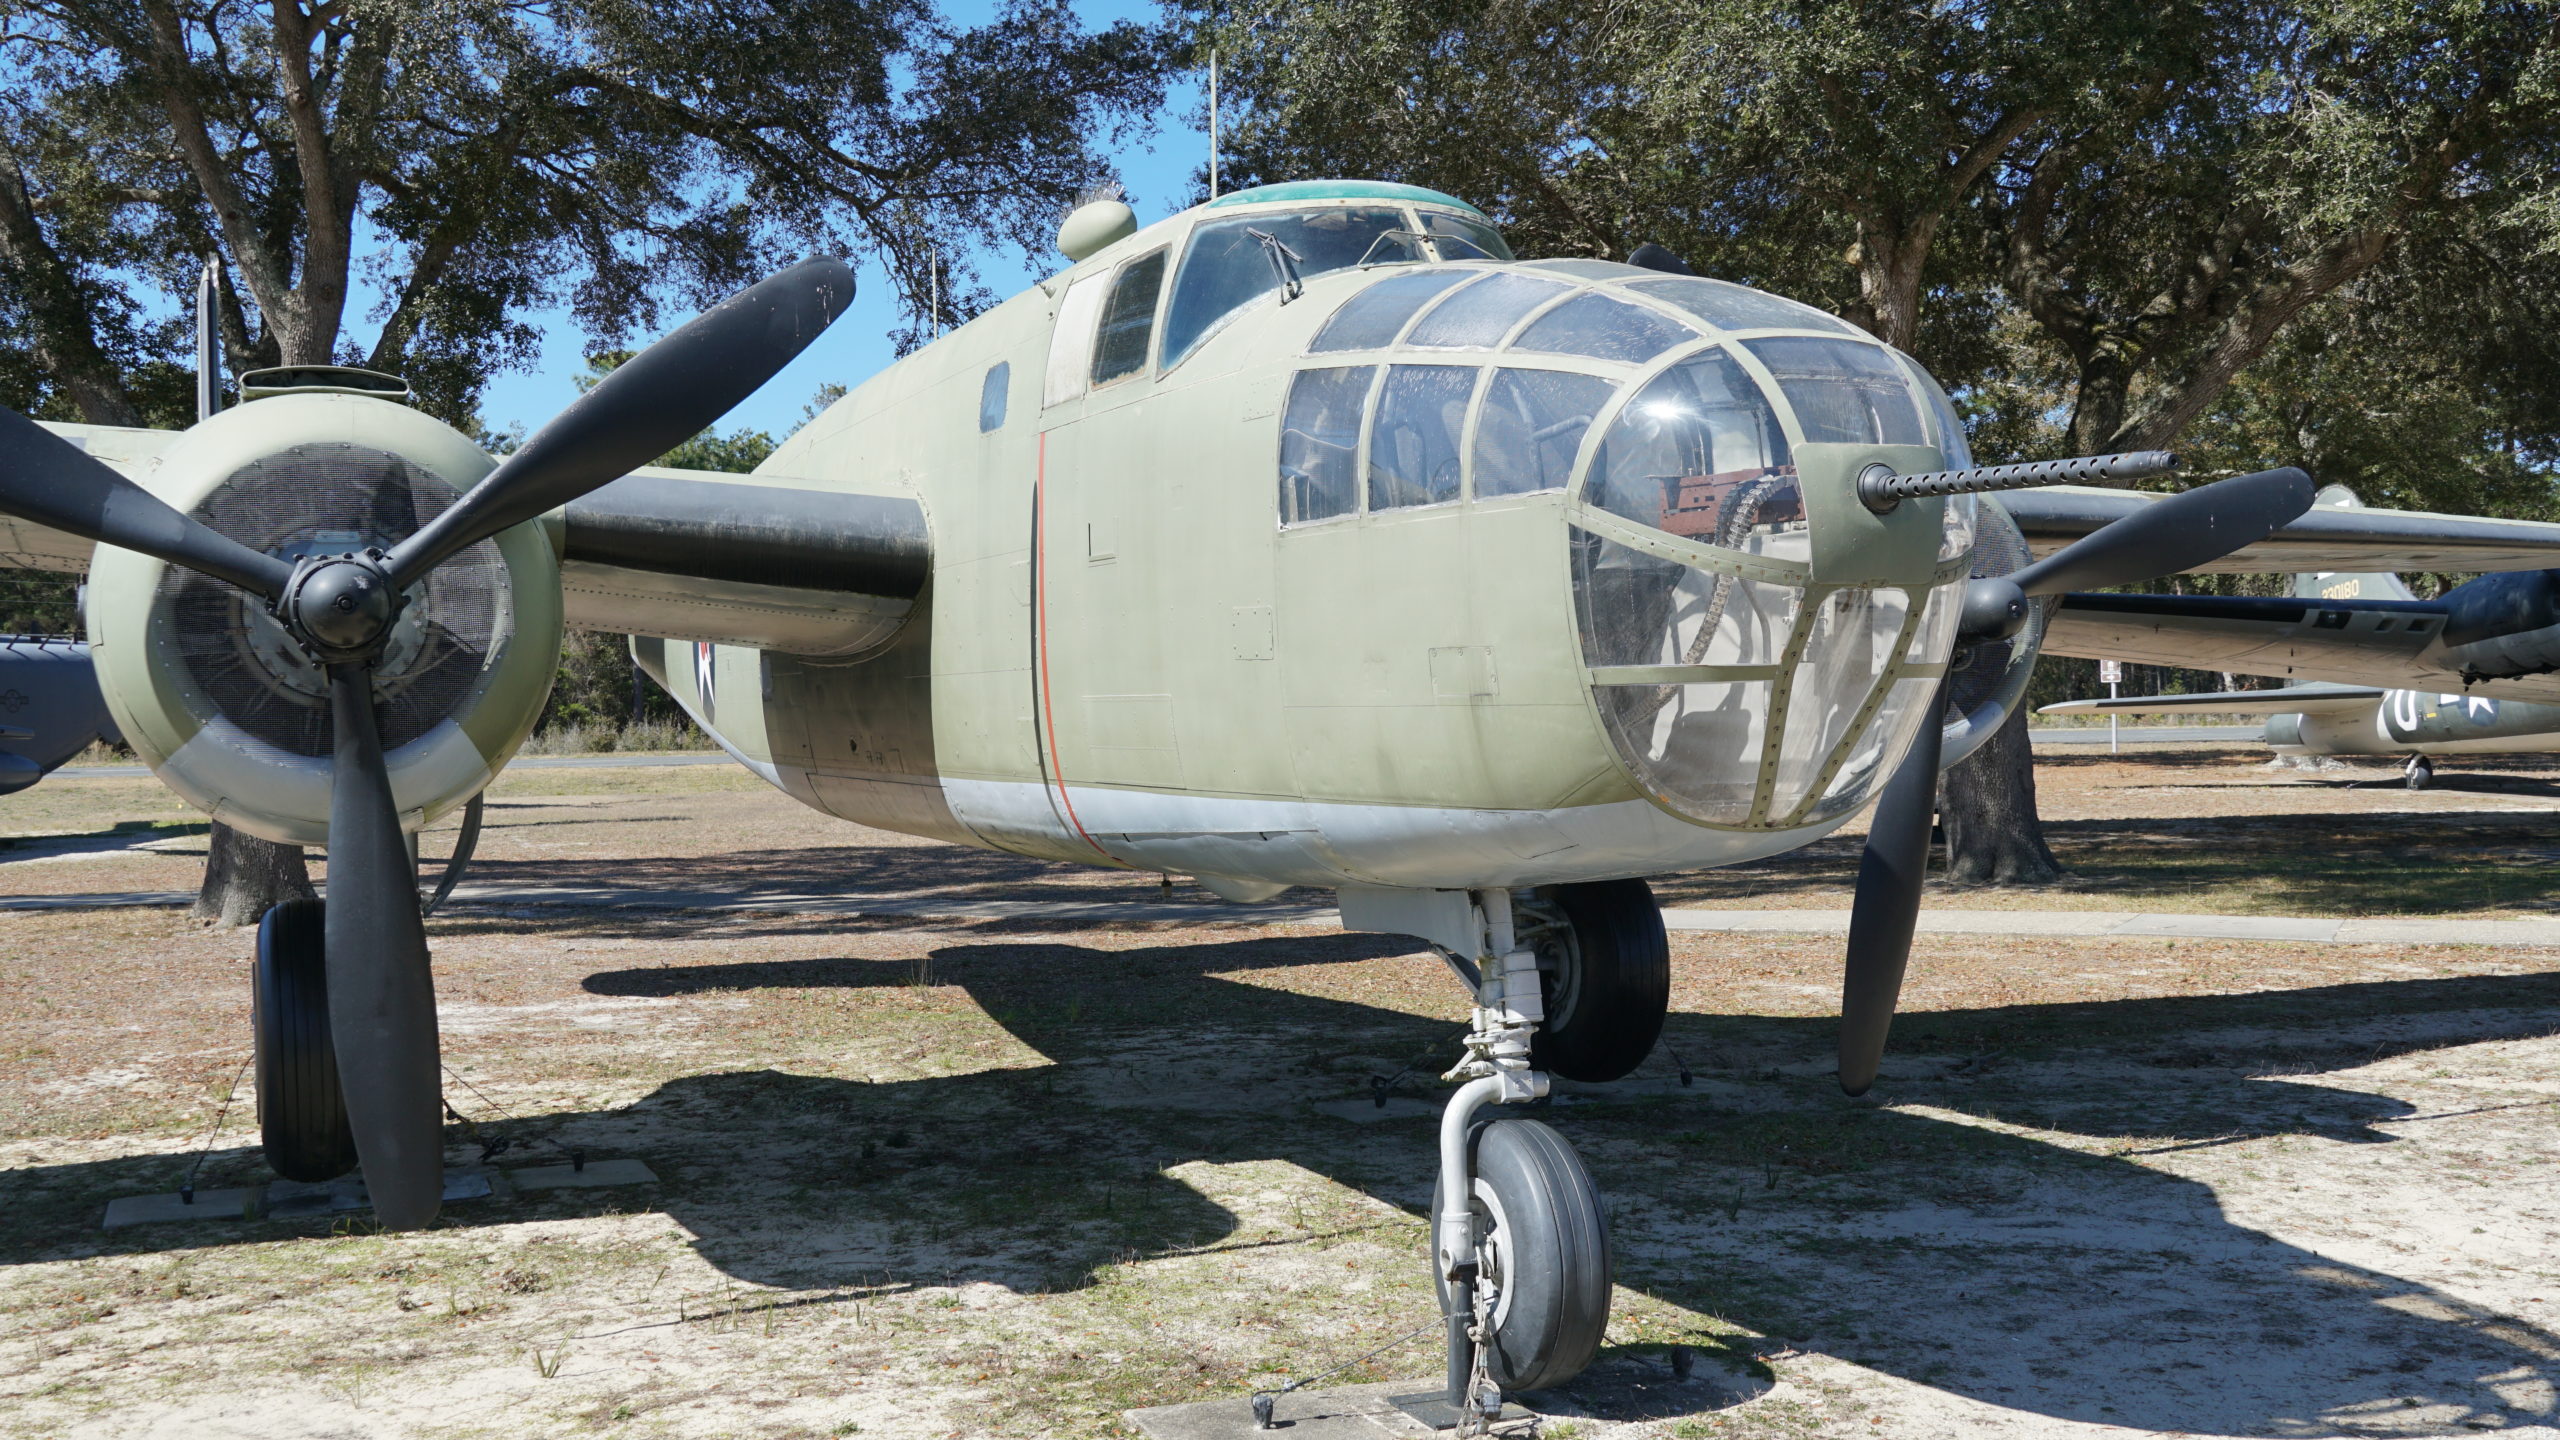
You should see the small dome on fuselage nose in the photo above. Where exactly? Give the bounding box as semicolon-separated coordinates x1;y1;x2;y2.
1272;253;1980;835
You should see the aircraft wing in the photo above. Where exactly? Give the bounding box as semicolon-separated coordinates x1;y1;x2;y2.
2039;683;2386;717
1999;486;2560;573
2041;592;2560;705
7;422;928;656
3;423;183;571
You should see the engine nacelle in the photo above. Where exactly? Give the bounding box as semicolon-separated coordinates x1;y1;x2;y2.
87;395;561;846
1938;496;2043;767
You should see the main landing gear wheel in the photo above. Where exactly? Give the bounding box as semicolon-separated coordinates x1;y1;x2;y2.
1521;879;1670;1083
2405;756;2434;790
254;899;358;1182
1435;1116;1612;1394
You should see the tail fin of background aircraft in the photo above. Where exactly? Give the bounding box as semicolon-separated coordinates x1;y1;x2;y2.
2293;485;2418;602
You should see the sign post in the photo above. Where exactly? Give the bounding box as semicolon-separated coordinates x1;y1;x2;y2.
2099;659;2124;753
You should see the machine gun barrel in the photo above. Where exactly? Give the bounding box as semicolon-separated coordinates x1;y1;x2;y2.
1858;450;2181;513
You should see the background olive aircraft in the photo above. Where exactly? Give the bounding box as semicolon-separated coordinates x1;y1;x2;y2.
11;178;2560;1410
0;635;113;794
2041;485;2560;789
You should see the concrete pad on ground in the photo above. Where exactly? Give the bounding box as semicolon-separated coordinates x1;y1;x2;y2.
1127;1380;1533;1438
102;1169;494;1229
508;1157;658;1191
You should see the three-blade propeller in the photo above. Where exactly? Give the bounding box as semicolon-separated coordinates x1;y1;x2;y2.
0;257;853;1226
1837;465;2316;1095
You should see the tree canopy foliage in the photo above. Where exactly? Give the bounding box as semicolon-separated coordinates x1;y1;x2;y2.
1194;0;2560;509
0;0;1171;427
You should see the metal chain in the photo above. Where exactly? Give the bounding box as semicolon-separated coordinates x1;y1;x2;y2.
440;1064;582;1168
1247;1313;1445;1430
178;1054;254;1201
1456;1281;1501;1438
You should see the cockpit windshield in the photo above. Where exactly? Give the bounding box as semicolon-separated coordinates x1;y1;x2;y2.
1419;212;1513;261
1161;207;1412;368
1162;206;1510;369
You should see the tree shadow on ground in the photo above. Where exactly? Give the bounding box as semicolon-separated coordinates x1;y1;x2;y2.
12;932;2559;1433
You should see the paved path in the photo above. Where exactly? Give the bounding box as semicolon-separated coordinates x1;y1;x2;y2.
5;882;2547;947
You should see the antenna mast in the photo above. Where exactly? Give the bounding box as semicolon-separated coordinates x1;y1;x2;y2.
194;259;220;422
1208;47;1221;199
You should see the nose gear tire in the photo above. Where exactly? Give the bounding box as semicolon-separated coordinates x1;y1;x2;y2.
253;899;358;1182
1432;1117;1611;1393
1527;878;1670;1083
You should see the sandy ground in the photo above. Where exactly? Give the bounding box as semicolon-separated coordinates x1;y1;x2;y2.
2;744;2558;1438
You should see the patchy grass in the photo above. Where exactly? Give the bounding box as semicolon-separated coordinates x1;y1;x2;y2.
4;755;2560;1436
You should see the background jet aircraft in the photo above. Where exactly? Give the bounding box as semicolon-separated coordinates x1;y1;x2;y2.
2038;487;2560;786
6;181;2558;1408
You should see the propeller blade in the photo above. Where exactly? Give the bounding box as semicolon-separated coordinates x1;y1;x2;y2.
0;407;291;598
323;663;444;1229
389;257;855;586
2006;466;2314;599
1838;678;1949;1095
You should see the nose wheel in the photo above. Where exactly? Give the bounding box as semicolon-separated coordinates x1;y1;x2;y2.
2405;755;2434;789
1435;1116;1611;1397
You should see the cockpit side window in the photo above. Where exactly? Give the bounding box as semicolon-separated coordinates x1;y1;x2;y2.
1161;207;1416;370
1278;365;1375;525
1091;249;1168;386
979;361;1010;432
1367;364;1477;511
1474;369;1615;498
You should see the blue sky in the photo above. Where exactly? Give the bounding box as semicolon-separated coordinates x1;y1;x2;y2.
470;1;1209;444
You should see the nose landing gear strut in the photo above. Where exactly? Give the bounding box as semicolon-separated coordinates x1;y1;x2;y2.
1430;890;1612;1422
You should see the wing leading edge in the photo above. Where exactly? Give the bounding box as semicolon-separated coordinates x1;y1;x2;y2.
1998;486;2560;574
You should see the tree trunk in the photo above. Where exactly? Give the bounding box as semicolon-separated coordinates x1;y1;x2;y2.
1940;704;2062;885
192;822;316;928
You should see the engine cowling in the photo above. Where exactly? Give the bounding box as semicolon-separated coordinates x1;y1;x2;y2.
1938;495;2045;767
87;394;561;846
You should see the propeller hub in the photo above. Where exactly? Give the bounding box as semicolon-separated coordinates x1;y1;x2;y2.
284;553;401;658
1958;576;2029;641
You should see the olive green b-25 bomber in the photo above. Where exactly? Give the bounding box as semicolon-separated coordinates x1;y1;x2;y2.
18;179;2558;1409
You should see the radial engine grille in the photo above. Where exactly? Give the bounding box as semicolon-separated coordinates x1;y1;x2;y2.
155;443;508;758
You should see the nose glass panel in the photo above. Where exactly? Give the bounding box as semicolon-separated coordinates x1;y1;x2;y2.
1584;349;1799;552
1570;338;1962;830
1573;531;1800;825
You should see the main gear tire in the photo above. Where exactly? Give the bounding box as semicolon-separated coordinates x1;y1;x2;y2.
1523;879;1670;1083
1433;1117;1612;1393
254;899;358;1182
